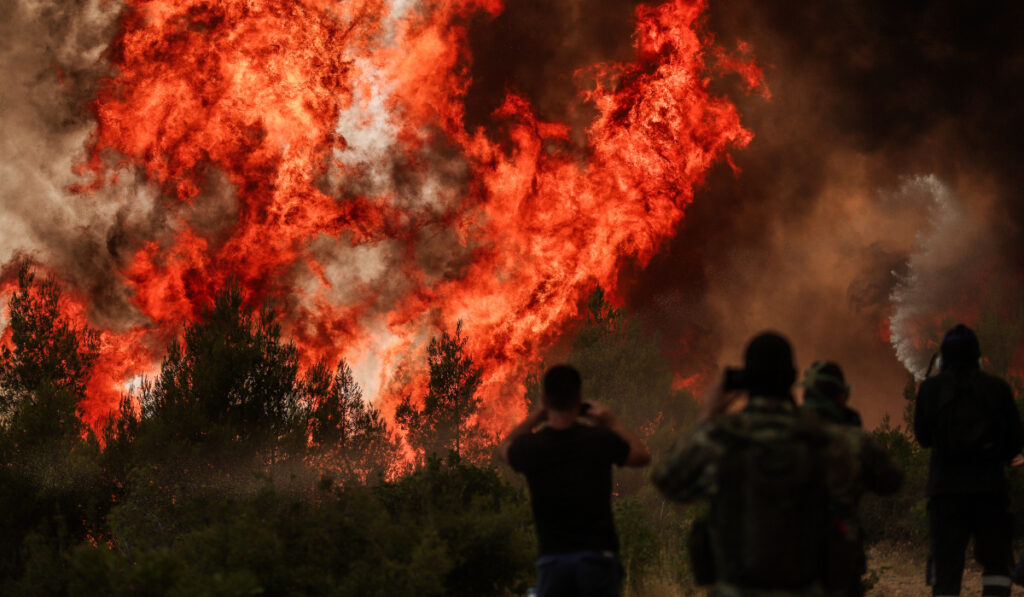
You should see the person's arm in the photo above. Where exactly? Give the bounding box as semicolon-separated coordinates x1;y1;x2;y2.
701;375;743;422
498;404;547;465
651;424;718;503
651;372;736;502
584;402;650;467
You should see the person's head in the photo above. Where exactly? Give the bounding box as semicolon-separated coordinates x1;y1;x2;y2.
940;323;981;373
743;331;796;397
543;364;582;412
801;360;851;405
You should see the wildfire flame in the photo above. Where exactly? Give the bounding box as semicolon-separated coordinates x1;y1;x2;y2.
8;0;764;433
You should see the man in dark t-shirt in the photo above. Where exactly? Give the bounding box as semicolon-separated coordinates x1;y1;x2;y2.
500;364;651;597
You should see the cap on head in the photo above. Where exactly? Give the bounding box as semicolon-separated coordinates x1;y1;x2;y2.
940;324;981;371
743;331;796;396
801;360;850;401
543;364;582;412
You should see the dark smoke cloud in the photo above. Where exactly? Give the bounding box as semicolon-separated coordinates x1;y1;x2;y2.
658;0;1024;424
465;0;645;136
466;0;1024;425
0;0;175;329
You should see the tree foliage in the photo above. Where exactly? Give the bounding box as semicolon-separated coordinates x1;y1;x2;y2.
396;322;483;462
0;277;536;596
139;284;305;456
46;459;530;597
0;265;98;446
303;358;400;481
566;288;698;469
1;265;98;398
0;265;105;591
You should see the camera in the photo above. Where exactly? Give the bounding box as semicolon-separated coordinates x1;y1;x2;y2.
579;402;593;416
723;368;747;392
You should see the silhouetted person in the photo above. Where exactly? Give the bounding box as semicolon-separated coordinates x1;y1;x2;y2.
801;361;862;428
499;364;650;597
914;324;1023;597
800;361;869;597
653;332;902;597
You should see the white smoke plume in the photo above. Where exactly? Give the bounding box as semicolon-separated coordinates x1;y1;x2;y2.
888;175;995;380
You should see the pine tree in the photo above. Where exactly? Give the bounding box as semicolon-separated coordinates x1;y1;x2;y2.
0;264;98;447
304;359;398;480
0;265;104;589
396;322;482;463
139;284;304;456
567;286;679;429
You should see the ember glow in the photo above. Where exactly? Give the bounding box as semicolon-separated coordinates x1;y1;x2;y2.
6;0;762;432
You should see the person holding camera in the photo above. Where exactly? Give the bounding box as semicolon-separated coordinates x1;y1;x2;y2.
652;332;901;597
499;364;651;597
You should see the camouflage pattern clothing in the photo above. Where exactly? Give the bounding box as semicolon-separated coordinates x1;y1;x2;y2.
801;395;869;597
653;397;898;507
653;396;902;597
801;395;862;428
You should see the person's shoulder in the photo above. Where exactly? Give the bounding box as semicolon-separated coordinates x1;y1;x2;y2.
510;428;542;451
706;411;750;436
839;406;863;427
823;420;865;443
824;419;888;456
975;370;1012;392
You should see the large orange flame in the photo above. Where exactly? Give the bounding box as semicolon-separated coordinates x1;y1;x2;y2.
32;0;762;433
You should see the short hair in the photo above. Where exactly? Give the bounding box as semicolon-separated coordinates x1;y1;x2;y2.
543;365;582;412
743;331;796;396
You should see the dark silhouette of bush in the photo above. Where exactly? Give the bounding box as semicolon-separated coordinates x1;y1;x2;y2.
0;264;106;593
138;284;306;458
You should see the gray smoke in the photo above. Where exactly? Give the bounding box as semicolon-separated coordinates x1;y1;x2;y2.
0;0;162;328
889;176;1022;380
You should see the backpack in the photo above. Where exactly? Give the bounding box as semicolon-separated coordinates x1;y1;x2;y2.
933;372;998;460
708;413;832;589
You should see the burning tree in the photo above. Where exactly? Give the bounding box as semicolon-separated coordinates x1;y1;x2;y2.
137;285;307;460
0;265;107;594
396;322;483;463
0;265;98;447
303;359;399;481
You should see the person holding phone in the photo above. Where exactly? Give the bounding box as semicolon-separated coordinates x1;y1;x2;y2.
499;364;651;597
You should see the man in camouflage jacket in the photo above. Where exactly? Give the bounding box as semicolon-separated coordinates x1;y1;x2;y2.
653;333;902;597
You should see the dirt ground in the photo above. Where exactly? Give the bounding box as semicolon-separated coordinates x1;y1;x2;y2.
626;544;1024;596
867;543;1023;596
